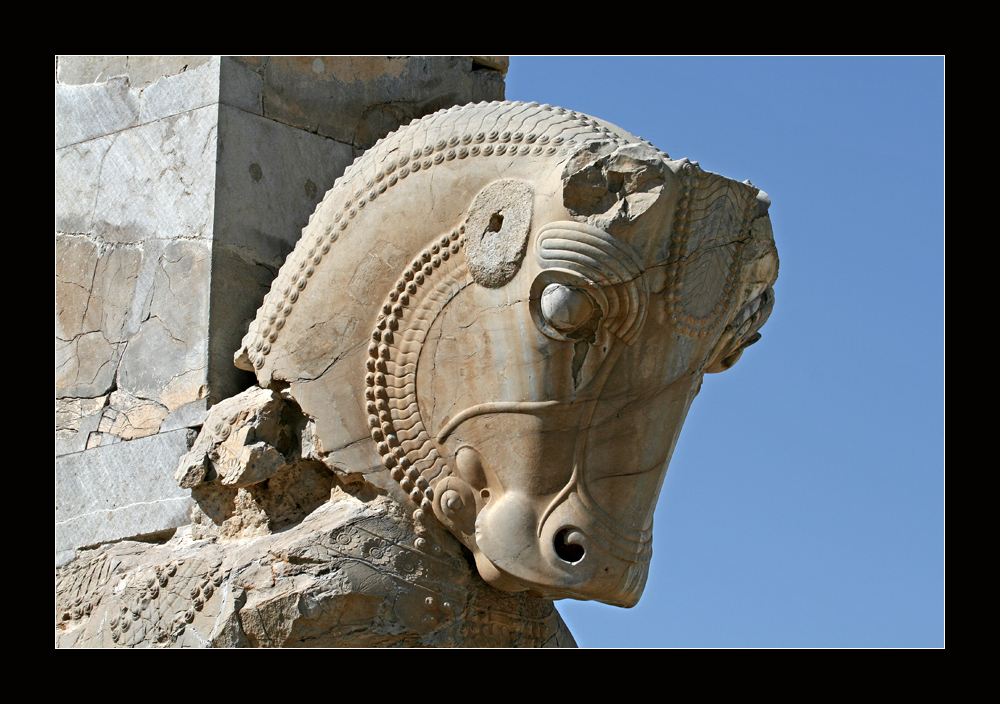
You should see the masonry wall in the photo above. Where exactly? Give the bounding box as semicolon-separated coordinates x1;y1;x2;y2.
56;56;507;564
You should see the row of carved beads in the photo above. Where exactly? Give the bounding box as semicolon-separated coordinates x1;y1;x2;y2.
244;102;641;366
365;227;466;522
245;221;341;370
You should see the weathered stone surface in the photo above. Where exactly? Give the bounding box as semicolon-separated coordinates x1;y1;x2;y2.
161;398;209;434
91;105;217;244
214;103;353;259
55;134;115;234
56;396;109;456
57;236;212;450
56;488;576;647
176;386;290;490
56;235;141;399
56;428;195;561
126;56;213;90
170;386;336;542
138;56;220;125
56;56;211;89
56;56;129;86
235;101;779;608
234;56;506;149
206;246;277;405
115;239;211;413
218;57;264;115
55;76;139;149
470;56;509;74
96;390;169;441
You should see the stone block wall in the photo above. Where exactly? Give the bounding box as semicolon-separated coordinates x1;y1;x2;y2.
56;56;507;565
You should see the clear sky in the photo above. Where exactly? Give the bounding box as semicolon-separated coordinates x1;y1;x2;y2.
504;56;944;648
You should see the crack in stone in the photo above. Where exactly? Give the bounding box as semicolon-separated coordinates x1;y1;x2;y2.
56;495;191;526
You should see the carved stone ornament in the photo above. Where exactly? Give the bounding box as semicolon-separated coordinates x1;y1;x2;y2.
232;101;779;608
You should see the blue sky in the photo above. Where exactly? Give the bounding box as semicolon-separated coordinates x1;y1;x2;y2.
505;56;944;648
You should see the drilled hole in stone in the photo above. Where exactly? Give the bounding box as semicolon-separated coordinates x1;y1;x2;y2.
480;489;491;503
554;528;585;564
486;212;504;234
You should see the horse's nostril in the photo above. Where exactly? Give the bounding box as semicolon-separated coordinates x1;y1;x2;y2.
554;528;585;563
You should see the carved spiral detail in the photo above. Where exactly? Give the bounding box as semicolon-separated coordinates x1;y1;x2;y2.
532;222;649;346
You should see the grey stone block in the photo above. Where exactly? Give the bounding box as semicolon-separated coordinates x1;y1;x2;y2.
116;239;211;412
97;390;169;441
56;428;195;555
207;245;275;404
56;396;109;457
56;235;143;399
254;56;506;149
56;56;129;86
91;105;218;243
220;56;263;116
55;76;139;148
55;134;115;234
139;56;220;125
56;56;212;90
125;56;212;90
162;397;209;433
213;104;353;260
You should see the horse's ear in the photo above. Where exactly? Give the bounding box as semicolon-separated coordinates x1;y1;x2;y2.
464;180;534;289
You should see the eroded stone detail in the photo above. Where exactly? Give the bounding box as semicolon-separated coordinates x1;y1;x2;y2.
56;492;575;648
174;386;334;541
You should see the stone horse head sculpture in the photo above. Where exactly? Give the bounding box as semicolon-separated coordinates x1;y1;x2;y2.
235;101;778;608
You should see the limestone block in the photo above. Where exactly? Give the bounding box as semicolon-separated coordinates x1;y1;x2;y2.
138;56;220;125
246;56;505;149
56;428;195;559
161;398;209;434
56;490;577;647
91;105;218;243
56;235;141;399
56;56;211;89
213;103;354;260
56;56;129;86
56;234;208;435
55;134;115;234
129;56;213;89
57;235;209;436
56;396;109;456
97;390;169;441
55;76;138;149
207;246;277;404
218;56;264;115
115;238;211;413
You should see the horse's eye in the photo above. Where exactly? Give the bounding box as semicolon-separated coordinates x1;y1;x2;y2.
540;284;594;334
